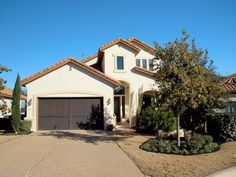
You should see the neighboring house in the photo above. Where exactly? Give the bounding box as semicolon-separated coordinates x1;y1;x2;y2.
21;37;157;131
221;73;236;113
0;87;27;118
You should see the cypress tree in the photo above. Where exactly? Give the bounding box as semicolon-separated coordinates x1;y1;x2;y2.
11;74;21;133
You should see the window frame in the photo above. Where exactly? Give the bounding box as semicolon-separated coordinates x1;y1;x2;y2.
136;59;141;67
142;59;147;69
116;56;124;70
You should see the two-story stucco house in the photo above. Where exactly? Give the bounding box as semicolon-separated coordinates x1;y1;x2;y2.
21;37;157;131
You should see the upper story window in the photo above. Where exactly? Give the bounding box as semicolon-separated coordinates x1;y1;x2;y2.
136;59;140;67
116;56;124;70
142;59;147;69
149;59;153;71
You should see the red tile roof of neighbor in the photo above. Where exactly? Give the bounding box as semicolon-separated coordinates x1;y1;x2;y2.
222;73;236;93
0;87;27;100
21;57;121;86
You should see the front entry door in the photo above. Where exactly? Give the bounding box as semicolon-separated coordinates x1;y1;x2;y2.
114;97;121;122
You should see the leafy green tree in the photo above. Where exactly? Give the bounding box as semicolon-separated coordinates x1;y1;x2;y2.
0;65;11;114
11;74;21;133
154;31;223;146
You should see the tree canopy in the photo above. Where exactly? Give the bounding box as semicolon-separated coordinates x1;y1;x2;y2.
154;31;223;146
0;65;11;114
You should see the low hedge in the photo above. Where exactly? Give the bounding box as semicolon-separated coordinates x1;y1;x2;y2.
140;134;219;155
19;120;32;134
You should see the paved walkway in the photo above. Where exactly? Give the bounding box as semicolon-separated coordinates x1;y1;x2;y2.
207;166;236;177
0;130;144;177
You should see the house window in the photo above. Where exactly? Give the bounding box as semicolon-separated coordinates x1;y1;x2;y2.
136;59;140;67
116;56;124;70
149;59;153;70
114;86;125;95
142;59;147;69
224;102;236;113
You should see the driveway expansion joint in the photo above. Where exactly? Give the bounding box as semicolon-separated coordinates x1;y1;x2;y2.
25;141;59;177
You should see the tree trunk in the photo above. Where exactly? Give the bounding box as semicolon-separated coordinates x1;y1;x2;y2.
176;111;180;147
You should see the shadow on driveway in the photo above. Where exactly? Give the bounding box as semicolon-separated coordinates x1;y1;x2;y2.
32;129;137;145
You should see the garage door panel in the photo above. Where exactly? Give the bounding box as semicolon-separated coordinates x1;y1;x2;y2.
38;98;103;130
39;99;69;117
40;117;69;130
69;99;103;129
38;99;69;130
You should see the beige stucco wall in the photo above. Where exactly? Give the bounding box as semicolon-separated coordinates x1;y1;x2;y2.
101;43;158;126
25;62;116;131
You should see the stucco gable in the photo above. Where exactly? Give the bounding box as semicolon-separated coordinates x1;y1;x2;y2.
21;57;120;87
99;38;140;53
128;37;155;55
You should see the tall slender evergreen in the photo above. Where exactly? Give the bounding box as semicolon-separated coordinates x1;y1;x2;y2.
11;74;21;133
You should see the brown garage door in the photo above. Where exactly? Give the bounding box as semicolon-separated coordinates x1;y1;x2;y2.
38;98;103;130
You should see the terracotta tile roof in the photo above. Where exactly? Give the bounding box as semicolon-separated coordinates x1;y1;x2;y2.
21;57;121;86
81;53;98;63
82;38;140;64
0;87;27;100
133;66;154;77
99;38;140;53
128;37;155;54
222;73;236;93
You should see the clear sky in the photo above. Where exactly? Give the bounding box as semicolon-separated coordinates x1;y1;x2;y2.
0;0;236;88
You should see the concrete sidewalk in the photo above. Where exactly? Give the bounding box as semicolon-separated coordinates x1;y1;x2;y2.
207;166;236;177
0;130;144;177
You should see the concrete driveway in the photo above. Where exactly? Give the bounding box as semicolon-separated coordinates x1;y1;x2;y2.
0;130;144;177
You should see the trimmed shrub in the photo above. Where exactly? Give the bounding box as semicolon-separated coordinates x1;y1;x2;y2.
136;106;176;134
19;120;31;134
140;134;219;155
207;113;236;141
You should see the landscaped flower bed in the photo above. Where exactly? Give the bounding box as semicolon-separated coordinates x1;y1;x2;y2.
140;134;220;155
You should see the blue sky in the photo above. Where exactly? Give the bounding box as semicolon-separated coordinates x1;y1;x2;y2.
0;0;236;88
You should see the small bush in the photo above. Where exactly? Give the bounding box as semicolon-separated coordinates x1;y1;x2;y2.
140;134;219;155
136;106;176;134
19;120;31;134
207;113;236;141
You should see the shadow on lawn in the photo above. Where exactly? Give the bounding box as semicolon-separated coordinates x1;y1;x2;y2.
32;129;137;145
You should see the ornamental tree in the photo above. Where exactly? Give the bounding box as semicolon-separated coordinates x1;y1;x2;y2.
154;31;223;146
0;65;11;114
